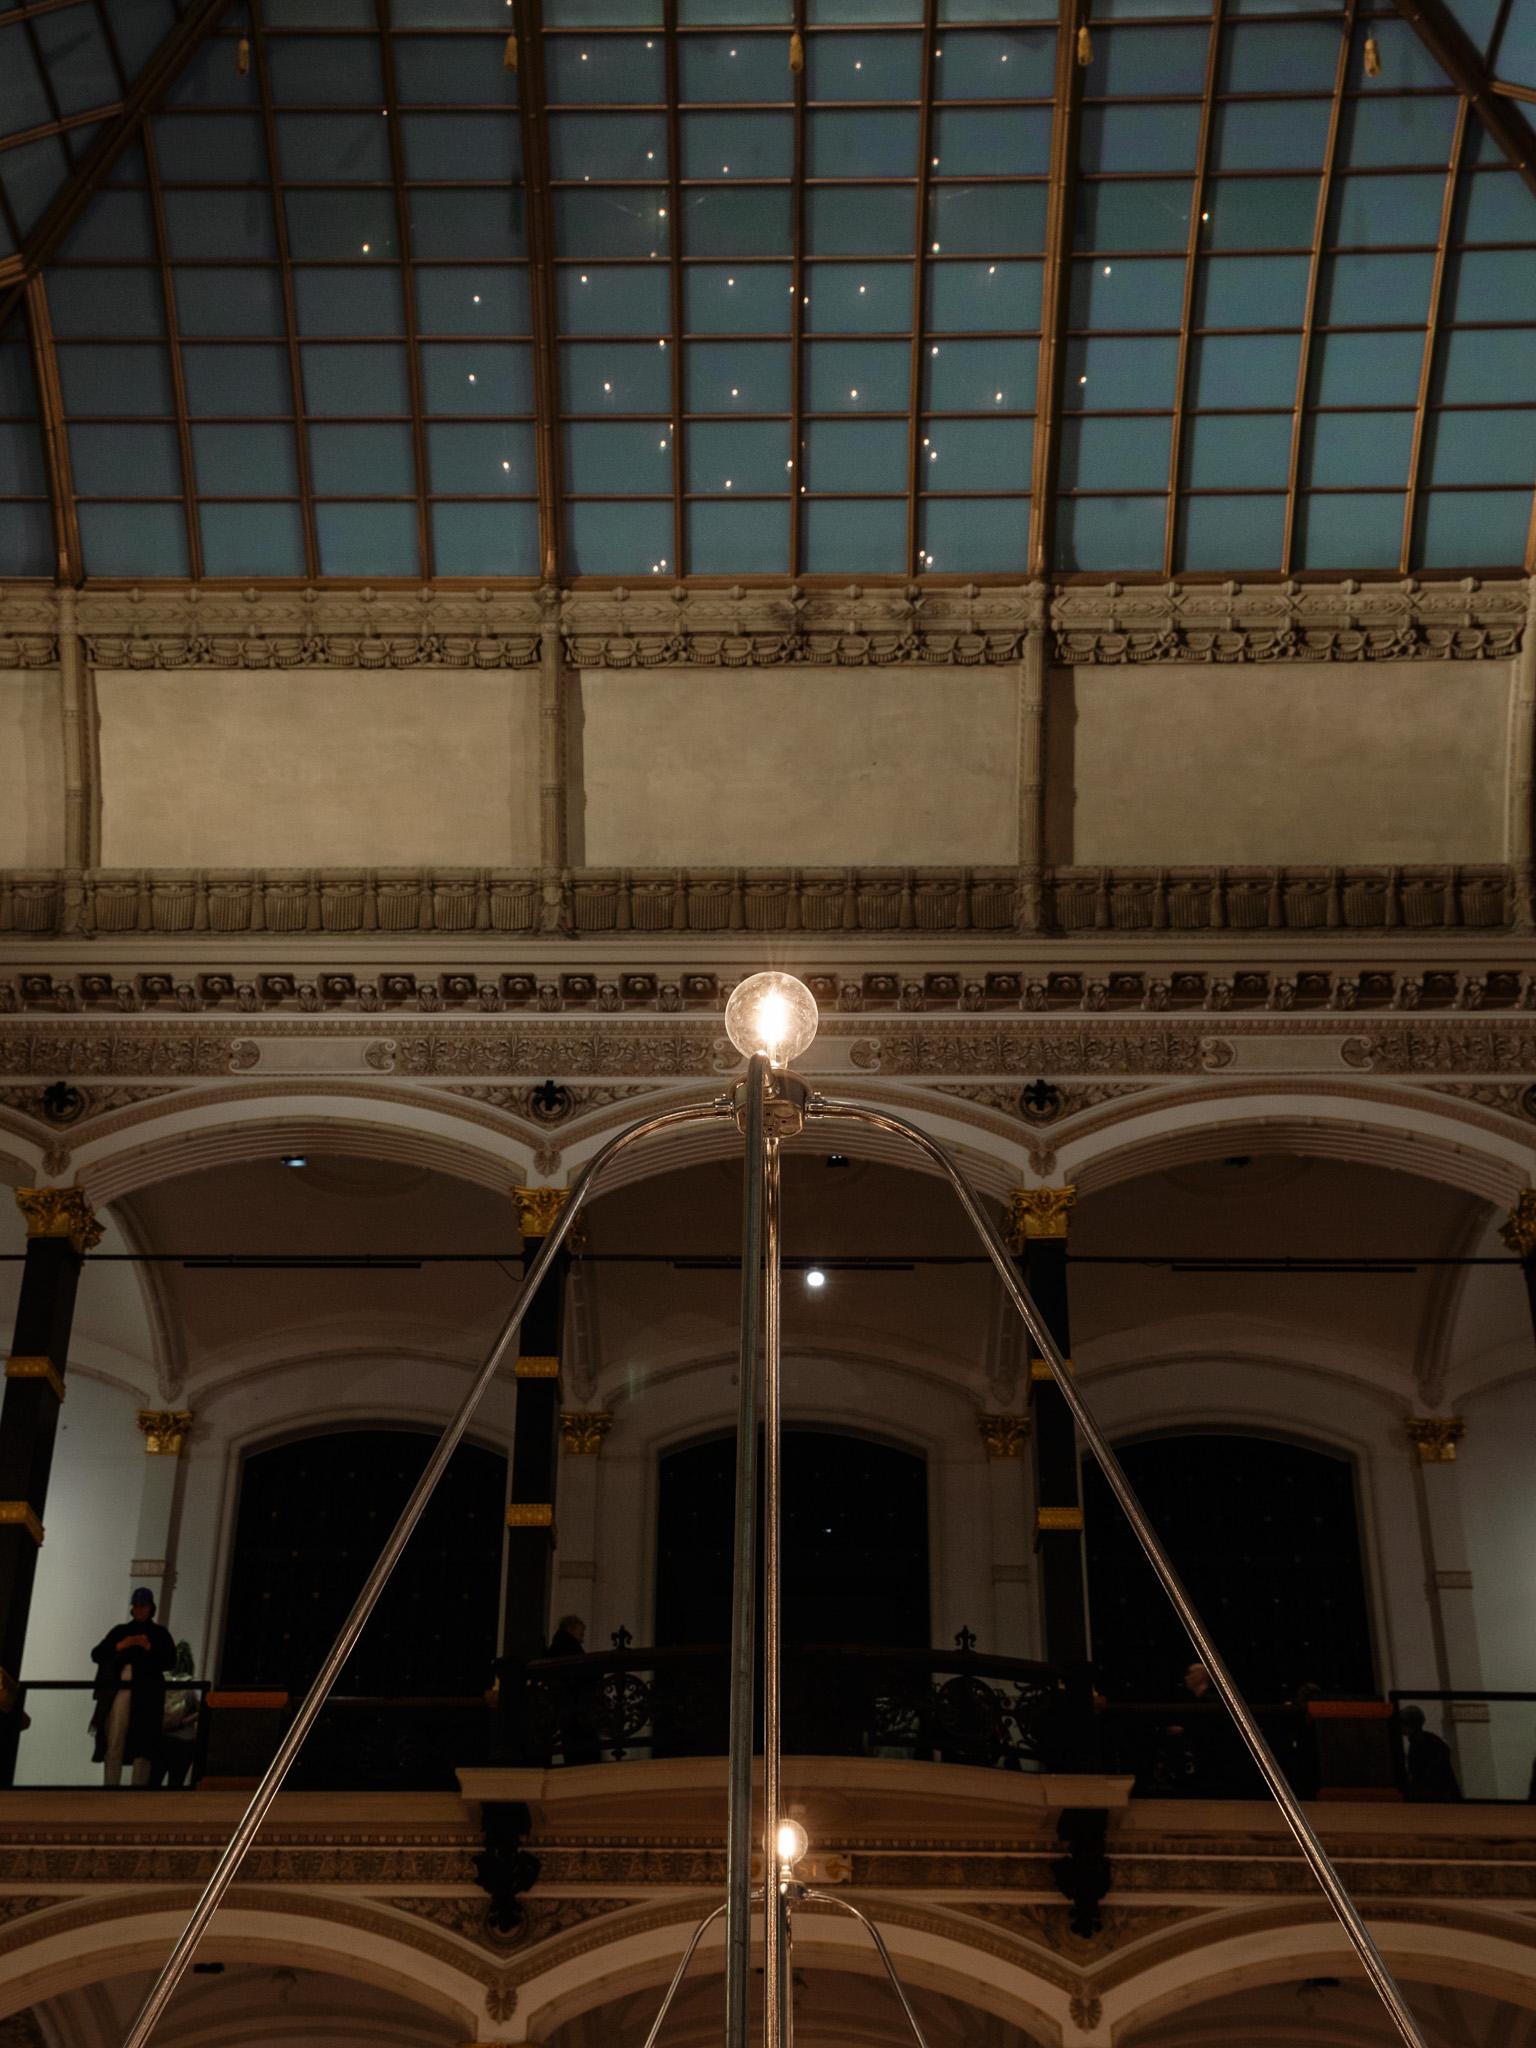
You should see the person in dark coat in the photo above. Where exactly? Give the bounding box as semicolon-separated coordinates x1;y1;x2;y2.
546;1614;600;1764
91;1588;176;1787
1400;1705;1463;1802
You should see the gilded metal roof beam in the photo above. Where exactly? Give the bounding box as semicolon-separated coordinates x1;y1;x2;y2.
1390;0;1536;196
1026;0;1087;581
514;0;565;584
22;275;80;584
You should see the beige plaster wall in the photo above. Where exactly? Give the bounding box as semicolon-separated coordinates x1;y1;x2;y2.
95;669;542;868
0;671;65;867
573;666;1020;867
1046;659;1512;867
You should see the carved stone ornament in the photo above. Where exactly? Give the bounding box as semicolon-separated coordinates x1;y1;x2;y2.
1008;1185;1077;1246
136;1409;193;1457
1501;1189;1536;1258
977;1414;1031;1459
560;1411;613;1456
512;1185;570;1238
1407;1416;1466;1464
13;1187;102;1252
1069;1992;1104;2030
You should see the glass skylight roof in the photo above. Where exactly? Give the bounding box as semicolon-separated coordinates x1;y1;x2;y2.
0;0;1532;582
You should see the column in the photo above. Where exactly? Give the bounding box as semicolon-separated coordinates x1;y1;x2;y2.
1406;1415;1493;1792
0;1187;100;1781
499;1187;570;1761
132;1409;194;1621
1501;1190;1536;1340
1009;1187;1091;1672
977;1414;1033;1657
551;1410;611;1633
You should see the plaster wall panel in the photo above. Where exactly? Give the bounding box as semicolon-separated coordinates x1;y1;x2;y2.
574;666;1020;867
1458;1373;1536;1795
1045;659;1511;866
95;669;541;868
0;671;65;867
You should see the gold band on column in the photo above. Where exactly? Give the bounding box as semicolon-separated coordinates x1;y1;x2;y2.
0;1504;44;1545
1007;1186;1076;1251
14;1187;102;1254
5;1356;64;1402
506;1503;553;1527
1036;1505;1084;1532
1029;1356;1074;1380
514;1357;560;1379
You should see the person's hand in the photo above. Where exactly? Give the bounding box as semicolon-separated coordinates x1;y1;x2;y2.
116;1633;150;1652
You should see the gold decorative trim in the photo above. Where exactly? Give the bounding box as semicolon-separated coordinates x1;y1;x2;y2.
514;1357;561;1379
1029;1356;1073;1380
1036;1506;1084;1532
560;1411;613;1456
506;1504;553;1527
137;1408;193;1457
5;1356;64;1402
513;1185;570;1238
1007;1186;1076;1248
0;1503;43;1545
976;1414;1030;1459
1407;1416;1466;1463
13;1187;102;1253
1501;1189;1536;1258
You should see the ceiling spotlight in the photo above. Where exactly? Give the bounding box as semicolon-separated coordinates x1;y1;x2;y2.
281;1155;307;1169
724;971;819;1066
805;1268;827;1291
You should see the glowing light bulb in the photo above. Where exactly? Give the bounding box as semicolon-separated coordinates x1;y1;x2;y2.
473;293;481;303
502;459;510;470
988;264;996;274
776;1818;810;1866
858;283;866;293
994;390;1003;402
1102;264;1112;275
580;273;588;283
850;388;858;398
728;276;736;285
468;373;476;382
805;1268;826;1291
724;972;819;1066
361;242;370;252
725;478;733;488
604;381;612;391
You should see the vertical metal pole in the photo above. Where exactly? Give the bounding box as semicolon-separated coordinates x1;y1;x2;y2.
724;1056;768;2048
763;1133;785;2048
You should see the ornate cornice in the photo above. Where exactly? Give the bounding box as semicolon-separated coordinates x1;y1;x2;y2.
512;1185;570;1238
13;1185;101;1251
1008;1186;1077;1245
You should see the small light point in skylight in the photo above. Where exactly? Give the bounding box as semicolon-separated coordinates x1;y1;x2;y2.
988;264;996;274
502;459;510;470
994;391;1002;402
725;479;733;488
468;373;476;382
361;242;370;252
931;241;940;252
604;381;612;391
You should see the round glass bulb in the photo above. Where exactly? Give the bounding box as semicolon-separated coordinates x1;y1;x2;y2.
776;1818;809;1867
724;972;819;1066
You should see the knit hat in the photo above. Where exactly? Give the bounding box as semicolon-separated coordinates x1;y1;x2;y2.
130;1587;155;1607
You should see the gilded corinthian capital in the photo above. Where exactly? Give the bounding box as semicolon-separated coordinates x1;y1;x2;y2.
15;1187;102;1253
1007;1185;1076;1249
1501;1190;1536;1259
513;1185;570;1239
1406;1416;1466;1464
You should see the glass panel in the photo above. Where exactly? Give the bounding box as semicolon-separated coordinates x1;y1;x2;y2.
1200;176;1318;248
1209;99;1332;173
932;28;1056;98
175;268;287;338
1311;330;1425;406
1095;0;1211;14
167;28;260;106
549;112;669;181
1497;0;1536;87
678;35;790;100
266;36;385;103
1442;0;1502;50
805;186;912;254
79;502;189;575
57;344;175;415
1179;492;1285;568
929;259;1042;330
418;269;531;335
940;0;1055;21
686;497;788;572
1196;253;1309;328
806;338;908;410
920;414;1032;489
275;109;388;184
546;37;666;103
811;0;921;20
565;498;673;573
684;110;795;178
552;189;671;254
300;342;411;416
925;336;1038;409
3;137;71;237
805;261;914;333
0;25;53;131
1076;180;1193;252
1350;16;1449;90
192;423;301;496
919;495;1028;572
0;334;37;413
258;0;372;25
1189;331;1300;408
283;190;399;263
31;5;116;113
185;343;293;416
1422;408;1536;487
198;502;307;577
420;341;534;414
1297;490;1404;567
1220;22;1342;91
431;501;540;577
1417;490;1528;567
429;421;538;493
69;421;181;497
57;190;157;261
1183;411;1291;487
808;32;923;99
315;501;419;576
1060;414;1169;491
48;269;166;338
392;0;513;22
154;112;268;183
544;0;663;24
806;110;918;179
929;184;1048;255
1443;250;1536;324
1317;250;1435;326
1340;95;1460;168
1070;256;1185;330
1330;173;1446;246
930;107;1052;178
0;420;47;496
1305;411;1415;488
392;36;518;103
559;264;671;335
1437;327;1536;406
402;113;521;182
688;415;794;491
296;268;407;337
308;422;416;495
112;0;179;70
563;419;674;492
682;264;793;333
0;502;55;577
1053;494;1164;570
1092;23;1209;94
802;416;908;491
683;186;793;254
1081;105;1202;175
563;338;673;409
687;339;791;410
164;190;279;261
408;191;525;260
1457;170;1534;244
1061;333;1179;409
679;0;792;23
801;495;905;570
